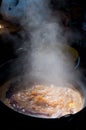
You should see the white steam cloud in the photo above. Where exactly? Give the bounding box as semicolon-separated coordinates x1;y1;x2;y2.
17;0;76;85
1;0;79;86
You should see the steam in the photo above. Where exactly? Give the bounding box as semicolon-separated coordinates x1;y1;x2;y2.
1;0;79;85
18;0;76;85
25;22;74;84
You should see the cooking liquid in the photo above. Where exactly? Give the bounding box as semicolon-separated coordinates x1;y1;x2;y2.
4;83;84;118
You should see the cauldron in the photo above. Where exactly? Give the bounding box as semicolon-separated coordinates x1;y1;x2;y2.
0;60;86;129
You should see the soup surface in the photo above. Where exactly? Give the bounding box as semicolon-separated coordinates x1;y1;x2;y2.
3;83;84;118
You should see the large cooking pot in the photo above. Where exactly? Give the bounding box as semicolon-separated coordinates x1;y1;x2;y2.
0;59;86;129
